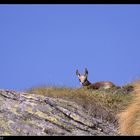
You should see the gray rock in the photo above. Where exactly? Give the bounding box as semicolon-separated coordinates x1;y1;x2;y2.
0;90;118;136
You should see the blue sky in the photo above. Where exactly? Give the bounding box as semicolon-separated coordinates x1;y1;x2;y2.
0;4;140;91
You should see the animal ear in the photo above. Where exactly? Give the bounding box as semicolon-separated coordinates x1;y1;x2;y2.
85;68;88;76
76;69;80;77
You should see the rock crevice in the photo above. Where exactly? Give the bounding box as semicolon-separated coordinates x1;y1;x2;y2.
0;90;118;136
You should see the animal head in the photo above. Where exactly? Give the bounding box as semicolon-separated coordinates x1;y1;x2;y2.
76;68;89;85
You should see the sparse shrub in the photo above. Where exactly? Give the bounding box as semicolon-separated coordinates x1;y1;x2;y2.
27;86;132;125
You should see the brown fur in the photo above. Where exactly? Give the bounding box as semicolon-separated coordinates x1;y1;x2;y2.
90;82;115;89
76;68;115;89
118;80;140;135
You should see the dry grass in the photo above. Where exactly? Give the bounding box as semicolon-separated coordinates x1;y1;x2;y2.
118;80;140;135
27;86;132;124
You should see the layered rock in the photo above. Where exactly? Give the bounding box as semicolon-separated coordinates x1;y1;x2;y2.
0;90;118;136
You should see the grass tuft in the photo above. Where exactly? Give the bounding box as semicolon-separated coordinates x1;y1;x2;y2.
118;80;140;135
27;85;133;124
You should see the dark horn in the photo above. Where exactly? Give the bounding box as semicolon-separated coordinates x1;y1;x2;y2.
85;68;88;76
76;69;80;76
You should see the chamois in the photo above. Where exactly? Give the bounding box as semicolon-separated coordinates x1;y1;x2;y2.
76;68;115;89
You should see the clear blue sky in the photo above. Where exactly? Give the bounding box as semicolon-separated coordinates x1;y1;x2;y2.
0;4;140;91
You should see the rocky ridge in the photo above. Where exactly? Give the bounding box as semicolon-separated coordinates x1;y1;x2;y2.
0;89;118;136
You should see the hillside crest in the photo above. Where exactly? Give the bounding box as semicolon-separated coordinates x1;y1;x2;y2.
0;89;118;136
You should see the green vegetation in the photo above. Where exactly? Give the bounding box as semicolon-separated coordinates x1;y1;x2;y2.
27;85;133;124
